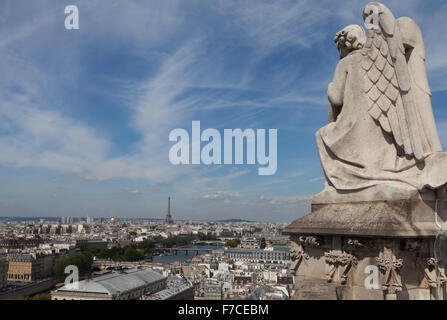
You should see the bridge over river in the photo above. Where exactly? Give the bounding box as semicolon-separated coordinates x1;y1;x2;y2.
153;247;214;255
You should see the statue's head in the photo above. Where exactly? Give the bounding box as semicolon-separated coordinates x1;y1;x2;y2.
334;25;366;59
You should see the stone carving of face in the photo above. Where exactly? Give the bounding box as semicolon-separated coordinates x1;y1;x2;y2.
334;25;366;59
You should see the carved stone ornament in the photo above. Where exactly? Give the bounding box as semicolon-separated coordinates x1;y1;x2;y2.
420;257;447;289
424;258;438;288
290;246;309;275
298;236;322;248
324;252;358;284
376;255;403;294
346;238;374;249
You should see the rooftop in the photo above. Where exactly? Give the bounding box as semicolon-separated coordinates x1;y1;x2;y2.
7;253;35;262
55;268;166;296
142;277;192;300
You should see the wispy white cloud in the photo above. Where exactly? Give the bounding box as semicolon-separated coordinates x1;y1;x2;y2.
217;0;330;50
125;188;142;195
202;191;241;200
0;0;445;220
0;92;109;174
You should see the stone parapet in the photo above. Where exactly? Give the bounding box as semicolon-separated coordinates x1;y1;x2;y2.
285;201;447;300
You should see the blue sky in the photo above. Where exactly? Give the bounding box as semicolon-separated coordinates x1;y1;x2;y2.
0;0;446;222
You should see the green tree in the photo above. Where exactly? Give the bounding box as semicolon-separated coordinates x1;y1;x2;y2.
137;239;155;251
54;252;94;277
225;239;241;248
123;246;144;261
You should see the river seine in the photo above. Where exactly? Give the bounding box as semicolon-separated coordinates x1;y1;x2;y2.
152;243;223;264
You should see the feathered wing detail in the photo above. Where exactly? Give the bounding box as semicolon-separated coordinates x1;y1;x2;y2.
362;11;445;161
391;26;426;160
396;17;443;153
363;29;409;154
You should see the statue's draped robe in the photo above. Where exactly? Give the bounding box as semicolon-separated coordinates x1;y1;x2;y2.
317;51;447;192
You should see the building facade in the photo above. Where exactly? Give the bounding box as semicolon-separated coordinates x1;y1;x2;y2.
225;247;290;269
204;279;222;300
7;253;41;282
240;237;261;249
0;259;7;288
7;253;56;282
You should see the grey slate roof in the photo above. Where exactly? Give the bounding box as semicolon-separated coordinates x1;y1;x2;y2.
57;268;166;296
141;277;192;300
143;283;192;300
7;253;35;262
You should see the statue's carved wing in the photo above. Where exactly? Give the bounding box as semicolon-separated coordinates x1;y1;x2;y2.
362;30;413;155
397;17;443;153
363;12;443;161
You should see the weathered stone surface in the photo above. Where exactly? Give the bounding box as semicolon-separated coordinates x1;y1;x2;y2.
337;285;384;300
317;2;447;201
312;184;436;204
285;2;447;300
399;288;430;300
287;233;447;300
285;198;447;237
291;281;339;300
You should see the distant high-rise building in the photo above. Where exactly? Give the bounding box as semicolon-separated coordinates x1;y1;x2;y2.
165;197;174;225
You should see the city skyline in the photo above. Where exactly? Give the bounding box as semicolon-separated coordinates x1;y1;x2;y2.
0;0;447;222
0;216;291;300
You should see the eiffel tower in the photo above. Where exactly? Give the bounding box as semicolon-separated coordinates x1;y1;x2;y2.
165;197;174;224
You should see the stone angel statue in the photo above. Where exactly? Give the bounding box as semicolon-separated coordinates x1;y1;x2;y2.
315;2;447;202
